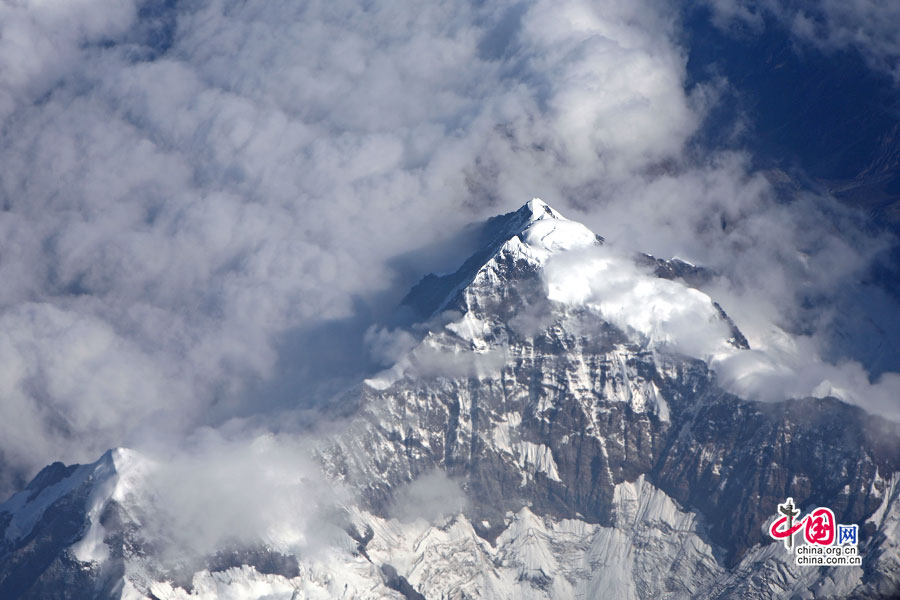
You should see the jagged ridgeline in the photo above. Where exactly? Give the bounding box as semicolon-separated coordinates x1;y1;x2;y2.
3;200;900;599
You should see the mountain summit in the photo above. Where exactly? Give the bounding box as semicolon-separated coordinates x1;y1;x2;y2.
403;199;740;362
402;198;602;319
483;198;599;255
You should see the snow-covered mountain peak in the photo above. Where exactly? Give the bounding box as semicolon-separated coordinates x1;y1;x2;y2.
524;197;559;219
496;198;597;256
503;197;565;231
385;198;750;399
402;199;602;319
0;447;152;565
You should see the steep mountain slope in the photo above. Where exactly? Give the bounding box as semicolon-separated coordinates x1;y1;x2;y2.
323;200;900;563
2;200;900;599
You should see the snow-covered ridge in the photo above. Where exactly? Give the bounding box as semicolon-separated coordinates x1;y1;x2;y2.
129;475;900;600
543;247;737;361
5;444;900;599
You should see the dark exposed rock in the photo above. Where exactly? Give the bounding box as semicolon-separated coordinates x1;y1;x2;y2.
637;253;714;288
381;563;426;600
24;463;79;503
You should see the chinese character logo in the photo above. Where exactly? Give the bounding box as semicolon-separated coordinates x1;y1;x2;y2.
837;524;858;545
769;498;836;547
805;507;835;545
770;497;802;549
768;497;862;567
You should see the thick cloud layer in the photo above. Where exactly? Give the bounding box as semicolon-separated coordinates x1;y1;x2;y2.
0;0;896;502
131;430;342;563
0;0;707;489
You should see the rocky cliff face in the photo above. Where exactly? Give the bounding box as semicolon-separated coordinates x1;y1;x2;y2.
2;200;900;599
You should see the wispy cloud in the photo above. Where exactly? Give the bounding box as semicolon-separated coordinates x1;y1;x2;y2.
701;0;900;82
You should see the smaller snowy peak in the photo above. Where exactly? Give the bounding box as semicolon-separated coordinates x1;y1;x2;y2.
0;447;149;569
0;450;118;548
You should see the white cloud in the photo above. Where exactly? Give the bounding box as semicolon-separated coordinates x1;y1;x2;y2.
544;246;734;359
713;332;900;420
0;0;714;489
0;0;896;501
364;326;419;369
0;303;190;490
543;243;900;421
0;0;140;121
116;430;345;563
387;470;468;523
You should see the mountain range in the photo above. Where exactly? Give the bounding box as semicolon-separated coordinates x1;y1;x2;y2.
2;200;899;599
